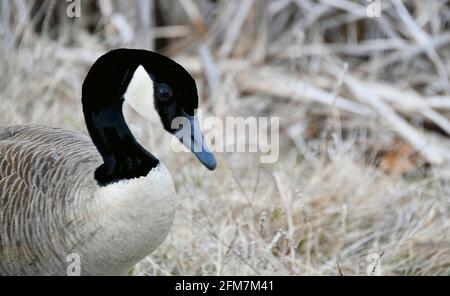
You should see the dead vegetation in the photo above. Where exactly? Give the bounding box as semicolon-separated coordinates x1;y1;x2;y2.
1;0;450;275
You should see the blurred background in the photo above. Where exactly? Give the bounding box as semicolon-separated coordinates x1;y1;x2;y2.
1;0;450;275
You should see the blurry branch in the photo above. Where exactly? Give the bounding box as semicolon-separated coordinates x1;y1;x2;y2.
392;0;448;85
319;0;367;17
198;44;221;92
136;0;155;50
109;14;134;44
99;0;134;44
14;0;30;27
42;0;57;37
153;25;191;39
98;0;113;15
178;56;372;116
55;48;104;64
219;0;254;58
236;67;372;116
366;82;450;136
427;97;450;110
342;73;449;166
274;32;450;71
178;0;205;33
1;0;10;51
1;0;30;52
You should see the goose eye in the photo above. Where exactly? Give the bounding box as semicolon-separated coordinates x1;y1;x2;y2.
157;84;173;101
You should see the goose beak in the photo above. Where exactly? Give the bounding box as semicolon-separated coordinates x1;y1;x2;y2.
174;112;217;170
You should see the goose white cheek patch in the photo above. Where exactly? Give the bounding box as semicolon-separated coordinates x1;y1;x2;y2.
123;65;161;125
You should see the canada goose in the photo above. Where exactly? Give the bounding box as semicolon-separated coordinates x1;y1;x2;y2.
0;48;216;276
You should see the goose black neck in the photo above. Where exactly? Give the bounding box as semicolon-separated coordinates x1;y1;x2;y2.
83;98;159;186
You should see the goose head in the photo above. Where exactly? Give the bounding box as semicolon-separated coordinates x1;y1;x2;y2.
82;49;216;185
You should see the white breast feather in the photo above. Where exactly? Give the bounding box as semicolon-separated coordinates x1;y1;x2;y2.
89;164;177;275
96;164;176;212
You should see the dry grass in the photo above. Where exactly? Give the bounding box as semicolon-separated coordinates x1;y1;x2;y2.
1;0;450;275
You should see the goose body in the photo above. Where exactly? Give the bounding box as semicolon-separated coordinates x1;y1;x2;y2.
0;49;215;275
